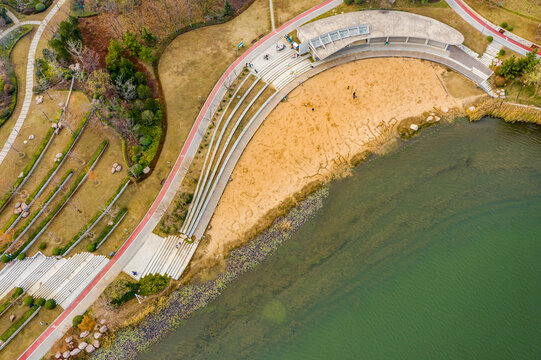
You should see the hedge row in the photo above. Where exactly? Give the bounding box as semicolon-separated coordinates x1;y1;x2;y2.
1;108;92;233
90;207;127;251
11;141;108;258
58;178;129;255
0;170;71;255
0;306;39;342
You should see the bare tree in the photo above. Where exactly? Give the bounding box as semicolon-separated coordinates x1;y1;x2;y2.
114;77;137;100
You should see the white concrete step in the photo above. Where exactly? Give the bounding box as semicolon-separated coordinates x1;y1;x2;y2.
33;253;89;299
60;256;108;308
19;257;56;290
53;255;105;305
164;239;191;276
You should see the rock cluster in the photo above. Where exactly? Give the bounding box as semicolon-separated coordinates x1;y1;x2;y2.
409;124;419;131
111;162;122;174
51;122;64;135
13;202;29;218
491;58;503;67
57;319;108;358
494;88;506;99
55;152;63;162
35;95;44;105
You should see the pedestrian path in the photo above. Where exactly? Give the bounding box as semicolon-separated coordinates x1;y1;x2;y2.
124;234;199;281
0;252;108;309
0;0;68;167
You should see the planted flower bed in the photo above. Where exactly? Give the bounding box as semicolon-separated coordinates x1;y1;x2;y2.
2;0;53;14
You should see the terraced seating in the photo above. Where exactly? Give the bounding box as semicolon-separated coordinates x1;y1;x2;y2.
0;252;111;309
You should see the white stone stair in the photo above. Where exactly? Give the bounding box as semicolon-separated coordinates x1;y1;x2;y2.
125;234;199;281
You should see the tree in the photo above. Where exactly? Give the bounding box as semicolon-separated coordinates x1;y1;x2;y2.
72;315;84;327
523;63;541;96
87;69;113;99
24;295;34;307
1;254;10;263
38;242;46;250
49;16;82;62
224;0;233;17
45;299;57;309
36;298;46;307
14;287;23;297
87;243;96;252
17;253;26;260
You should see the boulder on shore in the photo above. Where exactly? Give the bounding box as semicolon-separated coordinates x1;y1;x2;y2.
55;352;61;359
85;344;95;353
63;350;70;358
70;348;80;356
99;325;108;333
78;341;88;350
410;124;419;131
93;340;100;348
93;332;102;339
80;330;90;338
65;336;73;343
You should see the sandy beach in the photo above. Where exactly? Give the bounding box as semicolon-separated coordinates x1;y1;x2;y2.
189;58;484;274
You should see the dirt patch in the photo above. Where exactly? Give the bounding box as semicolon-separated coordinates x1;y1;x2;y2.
79;17;114;67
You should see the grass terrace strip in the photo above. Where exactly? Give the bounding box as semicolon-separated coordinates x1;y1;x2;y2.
1;108;94;233
10;141;108;258
0;290;24;317
0;306;40;351
0;171;73;255
0;125;57;214
93;207;127;251
60;178;130;255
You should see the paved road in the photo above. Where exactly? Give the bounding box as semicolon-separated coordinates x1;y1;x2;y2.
18;1;343;358
0;0;67;167
446;0;540;56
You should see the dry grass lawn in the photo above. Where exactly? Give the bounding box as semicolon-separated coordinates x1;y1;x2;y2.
464;0;541;44
274;0;322;24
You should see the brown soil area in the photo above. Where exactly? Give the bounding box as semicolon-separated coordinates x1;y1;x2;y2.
79;17;114;68
188;58;485;276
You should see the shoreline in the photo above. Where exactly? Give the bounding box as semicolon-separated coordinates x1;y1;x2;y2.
92;187;331;359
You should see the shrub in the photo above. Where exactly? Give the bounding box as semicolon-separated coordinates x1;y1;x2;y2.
45;299;56;309
498;49;506;56
38;242;46;250
52;248;61;256
24;295;34;307
224;0;233;16
78;315;95;331
140;134;152;147
14;287;23;297
139;274;169;296
141;110;154;125
344;0;354;4
72;315;83;327
507;25;513;31
354;0;363;4
487;36;493;42
17;253;26;260
137;84;151;100
4;83;14;94
494;75;506;87
130;163;143;177
500;22;508;29
87;243;96;252
1;255;10;263
35;298;46;307
35;2;46;11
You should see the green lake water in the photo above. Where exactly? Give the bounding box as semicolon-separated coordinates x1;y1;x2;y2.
141;117;541;360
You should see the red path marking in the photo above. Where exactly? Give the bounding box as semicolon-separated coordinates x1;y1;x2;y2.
452;0;540;55
18;1;336;358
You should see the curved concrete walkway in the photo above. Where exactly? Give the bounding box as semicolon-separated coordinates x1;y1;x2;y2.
446;0;540;56
0;0;67;167
18;1;343;359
